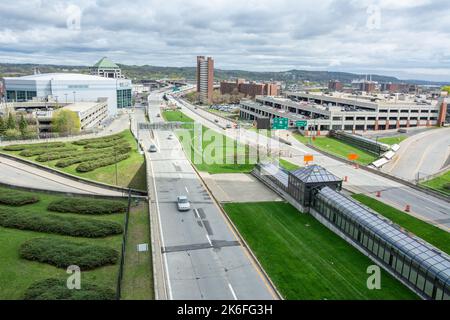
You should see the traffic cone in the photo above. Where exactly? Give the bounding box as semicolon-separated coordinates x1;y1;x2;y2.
344;176;348;182
376;191;381;198
405;205;411;212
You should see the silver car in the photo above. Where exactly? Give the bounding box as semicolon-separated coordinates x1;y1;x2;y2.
149;144;157;153
177;196;191;211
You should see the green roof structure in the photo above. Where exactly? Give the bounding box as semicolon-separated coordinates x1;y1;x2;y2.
92;57;120;69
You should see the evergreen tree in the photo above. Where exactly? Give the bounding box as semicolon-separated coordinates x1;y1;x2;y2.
6;113;16;130
0;116;6;135
19;114;28;135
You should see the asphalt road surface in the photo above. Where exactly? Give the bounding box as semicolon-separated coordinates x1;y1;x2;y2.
0;155;127;196
173;97;450;231
139;94;277;300
382;127;450;181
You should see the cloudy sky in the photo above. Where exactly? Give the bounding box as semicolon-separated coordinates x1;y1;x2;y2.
0;0;449;81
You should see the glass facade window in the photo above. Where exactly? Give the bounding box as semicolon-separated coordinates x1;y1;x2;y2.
117;89;132;108
6;90;16;102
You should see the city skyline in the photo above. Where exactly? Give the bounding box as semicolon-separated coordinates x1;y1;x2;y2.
0;0;449;82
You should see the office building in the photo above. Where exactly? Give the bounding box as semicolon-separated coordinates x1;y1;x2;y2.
328;80;343;92
90;57;124;79
220;79;279;98
3;73;132;115
196;56;214;104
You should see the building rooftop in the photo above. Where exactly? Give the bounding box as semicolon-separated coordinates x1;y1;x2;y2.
3;73;117;82
290;165;342;184
64;102;103;113
92;57;120;69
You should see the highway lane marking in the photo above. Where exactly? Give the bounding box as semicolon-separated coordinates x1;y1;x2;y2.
185;186;190;194
228;283;238;300
193;208;200;219
149;149;174;300
206;234;213;247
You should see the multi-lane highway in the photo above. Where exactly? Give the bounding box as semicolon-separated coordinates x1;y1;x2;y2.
171;96;450;231
139;93;278;300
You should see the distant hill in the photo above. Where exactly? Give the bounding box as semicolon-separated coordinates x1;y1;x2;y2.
0;62;447;86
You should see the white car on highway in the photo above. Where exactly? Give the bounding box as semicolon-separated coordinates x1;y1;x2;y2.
177;196;191;211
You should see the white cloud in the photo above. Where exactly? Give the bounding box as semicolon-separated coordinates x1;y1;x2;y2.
0;0;449;81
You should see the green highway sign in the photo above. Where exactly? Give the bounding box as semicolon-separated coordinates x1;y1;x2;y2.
272;118;289;130
296;120;308;127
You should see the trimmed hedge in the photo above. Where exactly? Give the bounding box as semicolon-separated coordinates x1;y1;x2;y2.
0;208;123;238
48;198;127;215
35;150;82;162
3;142;66;151
19;146;78;157
0;190;39;206
19;238;119;270
83;139;127;149
73;134;124;146
23;278;115;300
76;153;130;172
55;145;131;168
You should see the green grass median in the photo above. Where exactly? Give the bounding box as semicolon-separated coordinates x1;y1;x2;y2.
293;133;377;165
163;110;255;174
223;201;417;300
420;170;450;196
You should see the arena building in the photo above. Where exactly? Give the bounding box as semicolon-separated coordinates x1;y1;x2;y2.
3;73;132;116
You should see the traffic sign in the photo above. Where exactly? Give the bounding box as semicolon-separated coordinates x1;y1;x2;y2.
272;118;289;130
296;120;308;127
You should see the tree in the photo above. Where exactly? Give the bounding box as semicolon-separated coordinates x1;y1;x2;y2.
51;109;81;135
442;86;450;95
6;113;16;130
0;116;6;135
19;114;28;135
4;129;21;139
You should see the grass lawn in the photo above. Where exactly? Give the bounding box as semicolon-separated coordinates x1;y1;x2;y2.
352;194;450;255
0;187;126;299
163;110;255;174
121;200;153;300
378;136;407;145
1;130;146;191
420;170;450;196
223;202;418;300
279;159;301;171
293;133;377;165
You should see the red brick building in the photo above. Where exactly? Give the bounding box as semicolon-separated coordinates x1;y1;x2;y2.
328;80;343;91
220;79;279;98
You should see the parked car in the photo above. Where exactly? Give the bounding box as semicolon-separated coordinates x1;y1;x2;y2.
226;124;232;129
214;119;219;123
149;144;157;153
156;113;161;118
168;134;174;140
177;196;191;211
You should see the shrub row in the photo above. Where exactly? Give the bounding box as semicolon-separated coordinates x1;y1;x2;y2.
48;198;127;215
76;153;131;173
23;278;115;300
19;238;119;270
19;146;78;157
35;150;82;162
83;139;127;149
0;189;39;206
73;133;124;146
0;208;123;238
3;142;66;151
55;144;131;168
